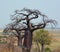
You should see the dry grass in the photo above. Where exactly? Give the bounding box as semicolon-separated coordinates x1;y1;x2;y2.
0;29;60;52
0;44;22;52
47;29;60;51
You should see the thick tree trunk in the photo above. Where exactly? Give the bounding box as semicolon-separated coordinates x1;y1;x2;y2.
16;30;22;46
18;35;22;46
22;30;32;52
41;44;44;52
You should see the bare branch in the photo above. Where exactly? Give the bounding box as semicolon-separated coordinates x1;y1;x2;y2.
11;31;18;37
31;19;57;32
31;23;46;31
29;15;38;21
17;13;27;16
45;19;57;26
3;22;26;35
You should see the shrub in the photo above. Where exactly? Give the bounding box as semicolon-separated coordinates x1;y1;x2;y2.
45;47;51;52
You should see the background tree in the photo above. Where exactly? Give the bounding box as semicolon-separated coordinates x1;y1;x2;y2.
33;29;52;52
3;8;56;52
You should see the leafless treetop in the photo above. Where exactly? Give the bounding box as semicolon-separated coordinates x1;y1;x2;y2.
3;8;57;34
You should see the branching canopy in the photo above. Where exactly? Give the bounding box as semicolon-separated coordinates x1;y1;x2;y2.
3;8;57;36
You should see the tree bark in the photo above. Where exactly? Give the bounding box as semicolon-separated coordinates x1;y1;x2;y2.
18;35;22;46
16;30;22;46
22;30;32;52
41;44;44;52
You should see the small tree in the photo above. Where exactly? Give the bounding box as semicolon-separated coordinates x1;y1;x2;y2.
33;29;52;52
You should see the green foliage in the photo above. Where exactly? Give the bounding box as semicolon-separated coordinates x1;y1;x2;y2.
33;29;52;52
33;29;52;45
0;36;7;38
0;41;7;44
0;36;7;44
45;47;51;52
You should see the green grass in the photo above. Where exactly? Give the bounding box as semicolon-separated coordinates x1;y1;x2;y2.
0;41;7;44
0;36;7;38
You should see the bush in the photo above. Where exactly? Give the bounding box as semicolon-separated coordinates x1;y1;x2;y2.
45;47;51;52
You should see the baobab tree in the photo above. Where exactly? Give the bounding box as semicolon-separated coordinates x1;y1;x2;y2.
3;8;56;52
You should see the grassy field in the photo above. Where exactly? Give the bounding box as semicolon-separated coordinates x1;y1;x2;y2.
45;29;60;51
32;29;60;51
0;29;60;52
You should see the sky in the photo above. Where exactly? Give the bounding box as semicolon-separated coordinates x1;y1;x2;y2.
0;0;60;29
